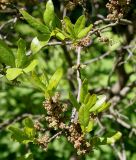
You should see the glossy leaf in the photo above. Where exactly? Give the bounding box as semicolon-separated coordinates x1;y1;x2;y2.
74;15;86;34
31;36;50;54
0;40;15;67
16;38;27;68
20;9;50;34
69;92;80;110
85;94;97;110
89;95;106;113
97;102;111;113
6;68;23;80
77;24;93;39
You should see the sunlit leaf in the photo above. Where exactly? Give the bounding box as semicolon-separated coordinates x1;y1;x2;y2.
77;24;93;39
74;15;86;34
23;60;38;73
6;68;23;80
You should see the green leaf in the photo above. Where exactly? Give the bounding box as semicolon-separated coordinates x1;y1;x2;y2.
46;68;63;96
0;40;15;67
85;94;97;110
16;38;27;68
20;9;51;34
6;68;23;80
80;78;88;103
77;24;93;39
51;14;62;29
89;95;106;113
97;102;111;113
78;94;97;133
29;72;46;92
63;17;75;38
43;0;54;27
69;92;80;110
86;119;94;133
78;104;90;131
74;15;86;34
31;35;50;54
84;93;90;104
23;60;38;73
56;32;66;41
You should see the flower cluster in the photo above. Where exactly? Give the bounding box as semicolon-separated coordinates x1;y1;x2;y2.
42;92;92;155
43;92;67;130
66;122;91;155
106;0;131;21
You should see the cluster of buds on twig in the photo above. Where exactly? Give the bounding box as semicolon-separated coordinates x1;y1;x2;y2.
66;122;91;155
106;0;131;21
43;92;68;130
42;92;92;155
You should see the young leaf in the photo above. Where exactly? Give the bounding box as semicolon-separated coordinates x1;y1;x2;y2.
29;72;46;92
56;32;66;41
69;92;80;110
63;17;75;38
78;104;90;131
78;94;97;132
89;95;106;113
6;68;23;80
20;9;51;34
31;35;50;54
80;78;88;103
85;94;97;110
43;0;54;27
74;15;86;34
77;24;93;39
46;68;63;96
16;38;27;68
23;59;38;73
0;40;15;67
97;102;111;113
86;119;94;133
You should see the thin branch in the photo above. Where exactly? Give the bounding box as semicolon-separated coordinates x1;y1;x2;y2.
48;131;62;142
0;113;41;131
84;51;111;65
0;113;31;131
71;47;82;123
